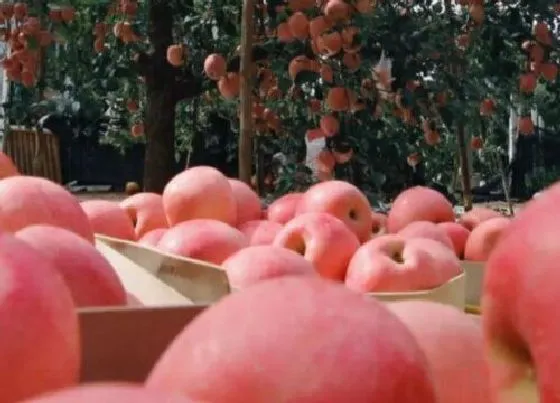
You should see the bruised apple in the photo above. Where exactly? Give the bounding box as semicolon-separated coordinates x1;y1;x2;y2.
120;192;168;239
157;219;248;265
458;207;502;231
222;245;317;289
464;217;510;262
0;176;93;243
398;221;454;251
437;222;471;258
0;232;80;403
482;182;560;402
345;234;462;292
389;301;491;403
146;277;437;402
16;225;127;307
297;181;373;243
81;200;136;241
237;220;283;246
273;212;360;280
163;166;237;226
21;383;200;403
229;179;263;226
387;186;455;233
266;192;303;224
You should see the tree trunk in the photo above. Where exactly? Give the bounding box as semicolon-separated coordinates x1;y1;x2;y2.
144;88;176;193
143;1;178;193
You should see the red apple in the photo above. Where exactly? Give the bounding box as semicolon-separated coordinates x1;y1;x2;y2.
482;182;560;402
296;181;373;243
0;176;93;243
437;222;471;258
398;221;454;250
138;228;167;247
146;277;437;402
157;219;248;265
222;245;317;289
120;192;168;239
273;212;360;280
389;301;492;403
458;207;503;231
162;166;237;226
16;225;127;307
266;192;303;224
464;217;510;262
345;234;462;292
371;211;387;235
387;186;455;233
0;232;80;403
0;151;19;178
21;384;200;403
237;220;283;246
229;179;262;226
81;200;136;241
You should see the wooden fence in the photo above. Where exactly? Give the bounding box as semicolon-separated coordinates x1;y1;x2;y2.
2;126;62;183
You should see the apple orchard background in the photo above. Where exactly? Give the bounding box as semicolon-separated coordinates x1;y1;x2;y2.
1;0;559;203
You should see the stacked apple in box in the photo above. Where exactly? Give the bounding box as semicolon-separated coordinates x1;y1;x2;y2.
83;165;460;302
2;149;559;402
0;154;133;402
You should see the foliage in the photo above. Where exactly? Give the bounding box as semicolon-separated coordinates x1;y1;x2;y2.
0;0;559;196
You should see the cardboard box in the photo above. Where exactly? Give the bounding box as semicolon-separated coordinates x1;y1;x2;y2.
371;272;466;310
79;236;229;382
79;305;205;382
461;260;485;312
95;235;230;305
85;236;470;382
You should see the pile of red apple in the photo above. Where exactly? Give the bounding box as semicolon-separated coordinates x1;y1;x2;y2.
0;152;556;402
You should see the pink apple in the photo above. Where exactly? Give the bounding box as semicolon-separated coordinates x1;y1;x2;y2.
146;277;437;402
0;232;79;403
464;217;510;262
389;301;491;403
16;225;126;307
296;181;373;243
437;222;471;258
273;212;360;280
229;179;263;226
0;175;93;243
21;384;201;403
162;166;237;226
398;221;454;250
138;228;167;247
157;219;248;265
222;245;317;289
371;211;387;235
266;192;303;224
81;200;136;241
120;192;168;239
237;220;283;246
458;207;503;231
345;234;462;292
482;181;560;402
387;186;455;233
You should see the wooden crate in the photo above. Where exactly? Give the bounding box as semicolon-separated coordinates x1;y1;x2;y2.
2;126;62;183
